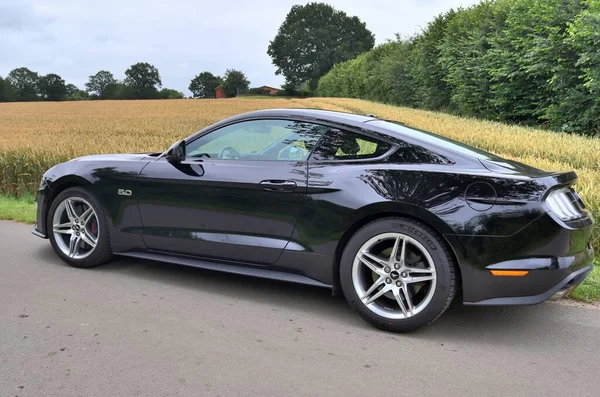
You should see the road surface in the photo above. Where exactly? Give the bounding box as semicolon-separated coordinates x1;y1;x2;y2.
1;221;598;397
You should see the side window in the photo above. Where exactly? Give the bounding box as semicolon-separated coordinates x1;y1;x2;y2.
310;129;391;161
389;141;453;164
186;119;328;161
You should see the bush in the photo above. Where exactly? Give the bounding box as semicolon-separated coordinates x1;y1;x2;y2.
317;0;600;136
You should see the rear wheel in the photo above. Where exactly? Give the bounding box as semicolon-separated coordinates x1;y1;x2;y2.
47;187;113;268
340;217;456;332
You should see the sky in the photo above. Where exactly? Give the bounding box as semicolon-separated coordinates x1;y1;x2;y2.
0;0;480;96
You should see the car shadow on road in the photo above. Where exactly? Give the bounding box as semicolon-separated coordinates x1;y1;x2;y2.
36;245;586;345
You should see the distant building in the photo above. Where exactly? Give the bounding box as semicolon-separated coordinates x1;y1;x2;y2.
254;85;281;95
215;85;225;99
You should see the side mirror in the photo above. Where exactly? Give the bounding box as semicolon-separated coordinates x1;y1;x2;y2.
166;140;186;163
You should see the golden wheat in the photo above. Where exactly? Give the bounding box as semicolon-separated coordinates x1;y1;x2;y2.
1;97;598;247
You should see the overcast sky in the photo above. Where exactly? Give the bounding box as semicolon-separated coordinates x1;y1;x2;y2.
0;0;479;95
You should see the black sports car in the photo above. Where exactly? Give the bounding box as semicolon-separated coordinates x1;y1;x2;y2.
32;109;594;332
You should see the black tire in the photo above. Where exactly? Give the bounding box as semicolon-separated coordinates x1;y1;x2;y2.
340;217;457;332
47;187;113;268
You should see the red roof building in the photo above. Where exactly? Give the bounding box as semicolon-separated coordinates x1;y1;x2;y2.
256;85;281;95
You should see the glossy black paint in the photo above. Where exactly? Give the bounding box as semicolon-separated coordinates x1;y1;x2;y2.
136;158;308;263
34;108;595;304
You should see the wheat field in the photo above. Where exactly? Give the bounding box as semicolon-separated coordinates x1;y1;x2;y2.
1;97;599;248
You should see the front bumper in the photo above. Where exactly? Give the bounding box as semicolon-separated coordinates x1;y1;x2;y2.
31;186;50;239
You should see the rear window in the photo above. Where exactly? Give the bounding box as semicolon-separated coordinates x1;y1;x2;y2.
367;120;500;161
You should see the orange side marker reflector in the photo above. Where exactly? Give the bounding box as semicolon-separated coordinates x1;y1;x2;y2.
490;270;529;277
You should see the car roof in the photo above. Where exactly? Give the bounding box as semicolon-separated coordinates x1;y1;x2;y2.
225;108;377;126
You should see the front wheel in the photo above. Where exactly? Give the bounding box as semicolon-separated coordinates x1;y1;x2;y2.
340;217;457;332
47;187;113;268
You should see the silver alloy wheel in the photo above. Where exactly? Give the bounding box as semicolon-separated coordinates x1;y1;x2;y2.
52;197;99;260
352;232;437;319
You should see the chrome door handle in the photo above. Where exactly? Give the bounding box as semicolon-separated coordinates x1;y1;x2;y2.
260;180;297;192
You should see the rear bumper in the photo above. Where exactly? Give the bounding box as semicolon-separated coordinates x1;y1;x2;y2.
447;211;595;305
464;263;593;306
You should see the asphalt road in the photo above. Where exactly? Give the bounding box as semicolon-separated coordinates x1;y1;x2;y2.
1;221;599;397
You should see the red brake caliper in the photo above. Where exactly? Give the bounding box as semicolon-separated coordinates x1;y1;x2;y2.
90;220;96;237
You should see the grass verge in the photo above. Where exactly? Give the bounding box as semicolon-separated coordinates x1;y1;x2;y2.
569;261;600;302
0;194;36;223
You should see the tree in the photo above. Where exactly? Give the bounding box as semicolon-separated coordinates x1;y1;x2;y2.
222;69;249;97
268;2;375;92
189;72;222;98
0;76;13;102
65;84;78;97
410;10;457;110
65;84;88;101
37;73;67;101
6;67;39;101
158;88;184;99
85;70;117;98
557;0;600;135
124;62;162;99
438;1;499;117
103;83;135;100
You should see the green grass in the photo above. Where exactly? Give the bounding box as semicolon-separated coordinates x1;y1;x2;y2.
0;194;36;223
569;260;600;302
0;193;597;303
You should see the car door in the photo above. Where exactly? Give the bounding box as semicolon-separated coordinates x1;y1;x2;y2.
136;118;328;265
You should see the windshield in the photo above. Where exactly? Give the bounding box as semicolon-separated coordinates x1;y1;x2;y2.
367;120;500;161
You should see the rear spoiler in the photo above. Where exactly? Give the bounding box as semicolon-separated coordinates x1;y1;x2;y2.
480;159;578;200
539;171;578;189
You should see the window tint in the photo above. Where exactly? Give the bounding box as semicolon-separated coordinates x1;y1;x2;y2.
310;129;391;161
186;119;328;161
388;141;452;164
368;119;497;161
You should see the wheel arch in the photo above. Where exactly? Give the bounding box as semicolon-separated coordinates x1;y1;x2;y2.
43;175;93;234
332;203;462;298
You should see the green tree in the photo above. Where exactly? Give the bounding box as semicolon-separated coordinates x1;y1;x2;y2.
124;62;162;99
189;72;222;98
410;11;457;110
485;0;583;125
38;73;67;101
557;0;600;135
316;0;599;136
103;83;136;100
6;67;39;101
65;84;88;101
268;2;374;92
65;84;78;97
222;69;249;97
158;88;184;99
438;1;499;117
85;70;117;98
0;76;13;102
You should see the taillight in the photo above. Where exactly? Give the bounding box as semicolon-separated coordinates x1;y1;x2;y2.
545;188;584;221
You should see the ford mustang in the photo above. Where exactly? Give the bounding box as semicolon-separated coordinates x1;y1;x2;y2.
32;109;595;332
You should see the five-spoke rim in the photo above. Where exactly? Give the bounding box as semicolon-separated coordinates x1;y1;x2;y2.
52;197;99;260
352;233;437;320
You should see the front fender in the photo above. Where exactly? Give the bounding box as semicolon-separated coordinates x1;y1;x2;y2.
42;159;150;252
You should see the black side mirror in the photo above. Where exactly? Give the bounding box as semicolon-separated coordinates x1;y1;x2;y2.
166;140;186;163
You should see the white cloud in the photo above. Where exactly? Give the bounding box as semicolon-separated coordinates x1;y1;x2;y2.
0;0;479;95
